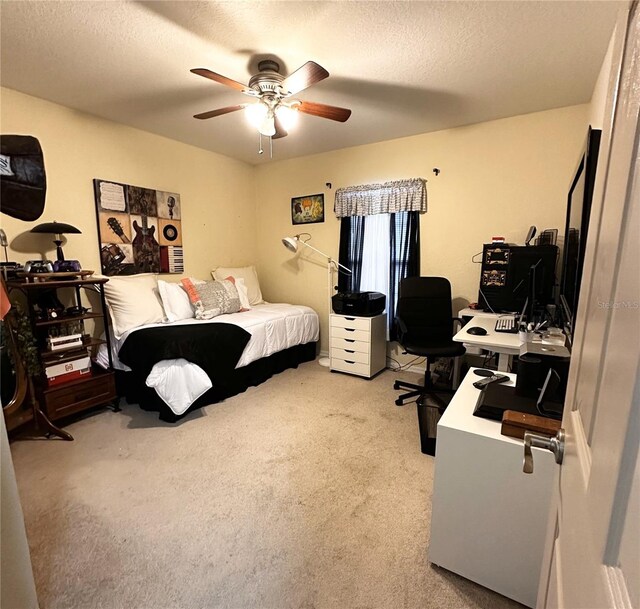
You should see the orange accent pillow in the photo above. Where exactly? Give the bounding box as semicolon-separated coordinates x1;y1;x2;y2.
180;277;200;305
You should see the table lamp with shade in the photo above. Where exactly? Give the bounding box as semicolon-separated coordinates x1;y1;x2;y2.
282;233;351;367
30;221;81;262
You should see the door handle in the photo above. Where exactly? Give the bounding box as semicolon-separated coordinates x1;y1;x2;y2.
523;428;565;474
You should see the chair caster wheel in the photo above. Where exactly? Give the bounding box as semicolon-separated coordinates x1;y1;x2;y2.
395;399;404;406
394;381;401;390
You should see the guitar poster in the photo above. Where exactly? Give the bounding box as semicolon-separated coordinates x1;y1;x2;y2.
93;179;184;276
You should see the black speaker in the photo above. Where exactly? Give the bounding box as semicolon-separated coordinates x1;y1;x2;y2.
515;355;545;398
515;353;570;408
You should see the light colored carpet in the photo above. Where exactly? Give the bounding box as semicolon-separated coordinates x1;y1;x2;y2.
10;362;524;609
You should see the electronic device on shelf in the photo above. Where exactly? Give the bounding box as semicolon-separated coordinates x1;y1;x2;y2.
332;291;385;316
474;369;565;421
473;374;510;390
0;261;24;279
0;229;20;275
65;305;89;317
24;259;54;273
52;259;82;273
495;316;517;333
478;243;557;314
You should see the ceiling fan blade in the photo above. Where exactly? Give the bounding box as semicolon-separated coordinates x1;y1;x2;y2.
297;101;352;122
272;116;288;140
282;61;329;96
193;105;246;120
191;68;249;93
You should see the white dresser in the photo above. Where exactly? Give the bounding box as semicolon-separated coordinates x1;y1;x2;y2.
329;313;387;378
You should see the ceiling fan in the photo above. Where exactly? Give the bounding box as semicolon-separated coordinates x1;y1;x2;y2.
190;59;352;140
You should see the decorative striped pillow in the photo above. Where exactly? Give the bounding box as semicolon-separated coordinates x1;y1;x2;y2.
180;278;241;320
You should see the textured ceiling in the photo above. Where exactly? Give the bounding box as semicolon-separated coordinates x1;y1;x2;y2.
0;1;621;165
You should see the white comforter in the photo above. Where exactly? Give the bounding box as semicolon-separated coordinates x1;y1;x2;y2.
97;304;319;412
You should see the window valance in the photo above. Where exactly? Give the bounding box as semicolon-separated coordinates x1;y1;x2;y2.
334;178;427;218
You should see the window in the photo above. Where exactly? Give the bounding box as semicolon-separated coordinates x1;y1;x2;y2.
338;211;420;339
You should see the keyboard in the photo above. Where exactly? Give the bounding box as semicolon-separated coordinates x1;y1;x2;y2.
495;316;518;334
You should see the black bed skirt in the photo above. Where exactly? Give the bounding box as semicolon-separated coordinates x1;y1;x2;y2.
115;341;318;422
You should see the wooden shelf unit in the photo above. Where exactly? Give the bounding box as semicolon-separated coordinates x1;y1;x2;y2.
7;276;119;440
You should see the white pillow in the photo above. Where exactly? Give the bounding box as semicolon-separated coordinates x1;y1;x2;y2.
103;274;165;339
235;277;251;311
212;265;263;305
157;280;194;322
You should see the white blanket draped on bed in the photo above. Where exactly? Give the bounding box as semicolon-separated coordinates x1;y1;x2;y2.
96;303;319;414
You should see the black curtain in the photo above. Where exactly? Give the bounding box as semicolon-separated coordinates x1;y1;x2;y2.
338;211;420;338
389;211;420;338
338;216;365;292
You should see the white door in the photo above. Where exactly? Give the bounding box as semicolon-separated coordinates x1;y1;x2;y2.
538;4;640;609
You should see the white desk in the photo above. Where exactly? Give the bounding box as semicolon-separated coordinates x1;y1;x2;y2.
428;369;555;608
458;306;506;319
453;315;522;371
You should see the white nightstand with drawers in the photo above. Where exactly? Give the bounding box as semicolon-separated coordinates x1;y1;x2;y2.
329;313;387;378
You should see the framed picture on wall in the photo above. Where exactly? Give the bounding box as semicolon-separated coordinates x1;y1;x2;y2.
291;193;324;225
93;178;184;276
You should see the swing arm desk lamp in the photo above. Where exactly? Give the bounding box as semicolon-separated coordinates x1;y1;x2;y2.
282;233;351;367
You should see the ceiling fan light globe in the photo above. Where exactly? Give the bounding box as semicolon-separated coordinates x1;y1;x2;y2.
275;104;298;130
245;102;269;128
259;116;276;137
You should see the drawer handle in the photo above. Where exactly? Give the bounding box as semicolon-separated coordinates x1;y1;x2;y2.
345;360;355;364
345;317;356;321
345;349;355;353
345;328;355;332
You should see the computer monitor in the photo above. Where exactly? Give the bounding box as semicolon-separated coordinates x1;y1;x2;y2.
559;128;601;344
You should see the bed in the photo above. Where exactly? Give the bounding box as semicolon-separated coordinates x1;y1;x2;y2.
97;270;319;422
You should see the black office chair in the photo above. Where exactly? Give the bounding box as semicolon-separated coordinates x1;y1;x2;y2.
393;277;466;455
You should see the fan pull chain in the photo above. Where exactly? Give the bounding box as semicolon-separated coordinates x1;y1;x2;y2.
257;131;273;159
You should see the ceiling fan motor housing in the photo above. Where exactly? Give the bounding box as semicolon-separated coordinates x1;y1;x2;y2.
249;60;286;96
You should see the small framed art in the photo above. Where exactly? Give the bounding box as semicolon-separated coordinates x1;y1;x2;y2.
291;194;324;225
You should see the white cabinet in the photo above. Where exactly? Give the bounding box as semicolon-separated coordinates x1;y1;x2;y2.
329;313;386;378
429;369;555;608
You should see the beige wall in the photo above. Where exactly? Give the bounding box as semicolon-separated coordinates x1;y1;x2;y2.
254;105;589;353
589;29;616;129
0;88;255;279
1;87;590;355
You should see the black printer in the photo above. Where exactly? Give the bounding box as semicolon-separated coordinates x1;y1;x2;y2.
332;291;386;317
